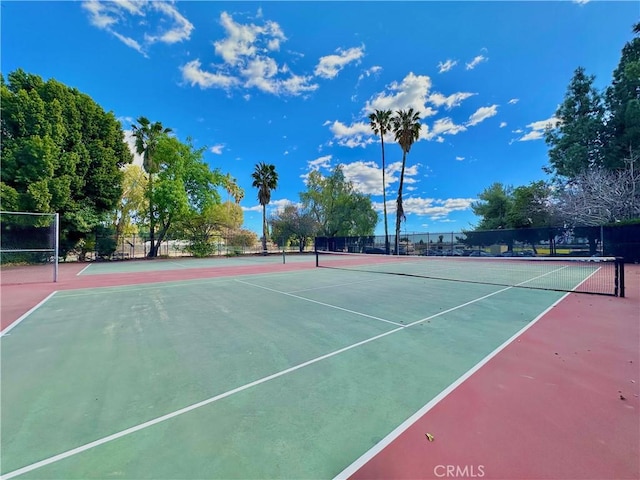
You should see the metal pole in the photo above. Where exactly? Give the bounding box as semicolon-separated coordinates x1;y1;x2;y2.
54;213;59;282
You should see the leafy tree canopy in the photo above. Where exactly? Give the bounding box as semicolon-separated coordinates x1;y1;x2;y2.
301;166;378;237
604;37;640;169
270;203;318;251
149;135;224;251
544;67;605;179
1;69;132;252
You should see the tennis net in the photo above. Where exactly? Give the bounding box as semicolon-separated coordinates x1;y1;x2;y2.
315;251;625;297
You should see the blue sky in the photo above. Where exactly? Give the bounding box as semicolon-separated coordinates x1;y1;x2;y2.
2;1;638;237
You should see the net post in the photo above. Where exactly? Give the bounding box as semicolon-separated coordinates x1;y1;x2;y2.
315;249;319;267
54;212;59;282
615;257;625;298
282;248;286;265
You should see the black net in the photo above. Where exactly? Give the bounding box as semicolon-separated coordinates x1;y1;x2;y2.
315;250;623;297
1;212;58;284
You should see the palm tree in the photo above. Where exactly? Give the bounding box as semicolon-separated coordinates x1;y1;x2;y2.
131;116;172;257
391;108;422;255
634;22;640;35
251;162;278;254
369;109;393;254
223;173;244;204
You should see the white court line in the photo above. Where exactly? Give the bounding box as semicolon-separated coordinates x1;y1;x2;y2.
165;261;192;268
333;291;571;480
0;292;58;337
571;265;601;292
1;281;527;479
335;265;584;479
76;265;91;276
0;326;403;480
235;279;405;328
0;265;575;478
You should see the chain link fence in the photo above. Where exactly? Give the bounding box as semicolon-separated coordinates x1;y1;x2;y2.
315;224;640;263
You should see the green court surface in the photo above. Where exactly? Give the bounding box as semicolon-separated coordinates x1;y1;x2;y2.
1;268;566;479
77;253;312;275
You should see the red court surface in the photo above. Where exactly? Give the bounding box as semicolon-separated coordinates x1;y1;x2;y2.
346;265;640;480
0;259;317;330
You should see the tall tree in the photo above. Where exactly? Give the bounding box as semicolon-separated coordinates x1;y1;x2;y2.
369;109;393;254
113;164;148;242
222;173;244;204
301;166;378;237
603;36;640;170
544;67;605;179
251;162;279;253
150;136;223;254
270;204;318;252
391;108;422;254
0;69;131;255
507;181;554;228
131;116;172;257
180;201;243;257
471;183;513;230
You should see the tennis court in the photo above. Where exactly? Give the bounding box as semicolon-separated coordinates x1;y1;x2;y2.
1;254;637;479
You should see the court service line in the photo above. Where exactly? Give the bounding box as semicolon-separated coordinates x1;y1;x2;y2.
334;290;571;480
1;283;522;479
76;265;91;275
234;279;405;327
0;292;58;337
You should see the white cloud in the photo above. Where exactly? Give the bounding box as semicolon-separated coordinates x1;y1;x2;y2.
314;46;365;79
82;0;121;29
517;116;561;142
508;98;519;105
241;205;263;213
144;2;194;45
385;161;419;186
182;11;317;96
300;155;333;184
466;104;498;126
327;120;374;148
123;130;143;167
112;31;146;56
241;56;279;93
269;198;298;213
422;117;467;141
499;121;507;128
278;72;319;96
210;144;225;155
466;54;488;70
381;197;475;219
573;0;590;4
307;155;333;171
365;72;438;119
455;156;465;161
358;66;382;81
214;12;283;65
519;130;545;141
330;72;478;149
180;59;240;89
82;0;193;56
244;197;298;214
429;92;476;110
437;59;457;73
339;161;385;195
